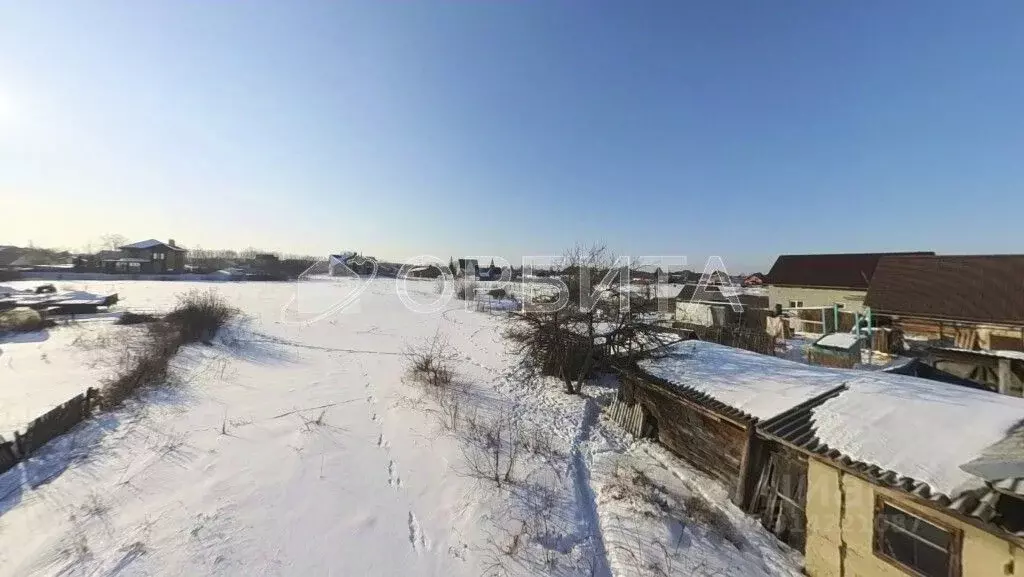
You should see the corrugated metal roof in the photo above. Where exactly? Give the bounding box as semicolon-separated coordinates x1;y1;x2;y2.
616;364;758;426
759;387;1024;537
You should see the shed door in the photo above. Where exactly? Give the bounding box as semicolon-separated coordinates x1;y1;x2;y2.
750;450;808;552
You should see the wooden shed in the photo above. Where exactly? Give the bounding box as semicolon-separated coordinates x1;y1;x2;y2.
609;340;848;506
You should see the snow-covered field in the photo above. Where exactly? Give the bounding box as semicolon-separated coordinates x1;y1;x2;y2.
0;279;801;577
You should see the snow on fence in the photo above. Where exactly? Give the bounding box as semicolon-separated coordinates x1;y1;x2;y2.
669;323;775;356
0;387;100;476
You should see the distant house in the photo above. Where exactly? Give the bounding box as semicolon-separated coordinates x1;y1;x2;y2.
0;248;30;269
328;252;377;277
102;239;187;274
673;284;767;326
742;272;766;287
328;252;358;276
406;265;442;279
457;259;479;278
766;252;933;313
0;246;72;270
667;270;699;284
866;254;1024;352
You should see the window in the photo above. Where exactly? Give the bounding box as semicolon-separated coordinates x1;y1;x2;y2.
153;252;165;261
874;498;960;577
789;300;803;308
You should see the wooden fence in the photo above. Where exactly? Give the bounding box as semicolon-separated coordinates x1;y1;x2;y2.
0;438;17;476
607;397;645;437
671;323;776;356
0;387;99;476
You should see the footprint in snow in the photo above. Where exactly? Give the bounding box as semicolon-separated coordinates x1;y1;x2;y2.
388;460;401;488
407;512;430;552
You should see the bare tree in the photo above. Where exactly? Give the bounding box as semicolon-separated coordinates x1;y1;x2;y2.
99;233;128;251
505;243;678;395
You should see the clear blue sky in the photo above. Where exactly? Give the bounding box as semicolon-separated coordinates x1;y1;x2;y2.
1;1;1021;272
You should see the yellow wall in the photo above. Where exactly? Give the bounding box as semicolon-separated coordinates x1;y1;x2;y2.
767;286;868;314
805;458;1020;577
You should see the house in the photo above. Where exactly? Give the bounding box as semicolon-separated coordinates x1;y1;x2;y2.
767;252;933;313
613;340;1024;575
673;284;769;327
457;259;479;277
0;247;30;269
103;239;187;274
406;265;442;279
742;272;766;287
865;254;1024;352
328;253;378;277
328;252;357;276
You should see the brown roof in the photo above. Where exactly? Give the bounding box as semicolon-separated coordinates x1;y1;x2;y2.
767;252;933;290
865;255;1024;325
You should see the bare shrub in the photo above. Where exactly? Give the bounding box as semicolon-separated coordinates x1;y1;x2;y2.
436;379;469;431
116;312;159;326
102;323;179;407
455;279;477;301
165;289;237;343
405;333;472;431
521;427;562;460
103;292;236;408
462;413;522;487
406;333;456;390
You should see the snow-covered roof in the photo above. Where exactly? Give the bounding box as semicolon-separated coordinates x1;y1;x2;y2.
119;239;186;251
810;372;1024;497
814;332;862;350
641;340;1024;499
638;340;850;421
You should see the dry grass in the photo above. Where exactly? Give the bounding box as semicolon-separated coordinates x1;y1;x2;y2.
103;291;236;408
165;289;237;343
116;312;160;326
683;493;745;550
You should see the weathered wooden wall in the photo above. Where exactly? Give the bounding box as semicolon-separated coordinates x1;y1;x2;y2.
620;373;747;493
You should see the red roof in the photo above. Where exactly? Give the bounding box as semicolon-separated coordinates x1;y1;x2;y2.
767;252;933;290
